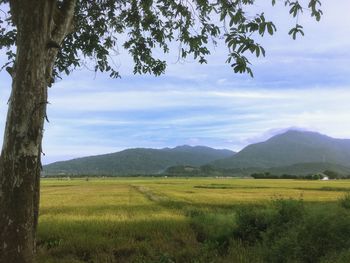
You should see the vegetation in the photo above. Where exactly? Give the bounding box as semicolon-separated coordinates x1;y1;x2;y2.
251;171;350;180
339;193;350;209
266;162;350;177
36;178;350;262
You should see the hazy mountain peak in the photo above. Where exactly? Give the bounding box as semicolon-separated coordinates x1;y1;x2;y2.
173;145;197;150
272;129;324;138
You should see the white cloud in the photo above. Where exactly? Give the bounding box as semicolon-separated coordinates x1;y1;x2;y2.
47;88;294;113
39;85;350;162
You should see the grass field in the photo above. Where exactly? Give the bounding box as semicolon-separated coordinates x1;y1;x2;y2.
36;178;350;263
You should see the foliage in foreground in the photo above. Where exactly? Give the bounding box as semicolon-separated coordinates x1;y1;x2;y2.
232;198;350;263
187;196;350;263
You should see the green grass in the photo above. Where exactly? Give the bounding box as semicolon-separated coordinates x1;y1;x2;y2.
36;178;350;262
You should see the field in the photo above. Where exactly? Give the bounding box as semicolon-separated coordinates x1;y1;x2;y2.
36;178;350;263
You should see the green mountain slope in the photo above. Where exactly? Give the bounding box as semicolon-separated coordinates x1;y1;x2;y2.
43;146;235;175
212;130;350;169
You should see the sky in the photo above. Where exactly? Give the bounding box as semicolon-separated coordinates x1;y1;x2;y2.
1;1;350;164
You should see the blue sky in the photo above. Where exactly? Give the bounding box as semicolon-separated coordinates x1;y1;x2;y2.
1;1;350;164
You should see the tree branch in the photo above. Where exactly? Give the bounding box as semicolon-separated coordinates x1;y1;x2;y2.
51;0;76;44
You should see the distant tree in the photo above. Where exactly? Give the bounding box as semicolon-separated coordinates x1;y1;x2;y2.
312;173;322;180
323;170;339;179
0;0;322;262
251;172;280;179
281;174;298;179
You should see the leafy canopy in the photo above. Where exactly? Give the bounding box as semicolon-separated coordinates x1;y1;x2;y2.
0;0;322;79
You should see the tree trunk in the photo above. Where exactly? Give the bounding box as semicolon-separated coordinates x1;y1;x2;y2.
0;1;75;262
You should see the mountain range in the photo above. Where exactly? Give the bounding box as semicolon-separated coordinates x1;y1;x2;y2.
43;145;235;175
43;130;350;176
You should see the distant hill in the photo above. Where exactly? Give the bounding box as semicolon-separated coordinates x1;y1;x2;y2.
212;130;350;170
43;146;235;176
164;162;350;177
265;162;350;176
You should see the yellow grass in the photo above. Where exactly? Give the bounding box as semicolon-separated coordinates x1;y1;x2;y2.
37;178;350;262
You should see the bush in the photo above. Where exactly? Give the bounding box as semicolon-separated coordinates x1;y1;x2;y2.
339;192;350;209
272;198;304;225
234;207;274;244
233;198;350;263
321;249;350;263
294;210;350;262
189;211;236;246
265;198;304;238
234;199;304;245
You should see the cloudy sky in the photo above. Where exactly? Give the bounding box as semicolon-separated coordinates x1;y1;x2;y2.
1;1;350;164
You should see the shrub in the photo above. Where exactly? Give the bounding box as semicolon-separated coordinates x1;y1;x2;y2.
190;211;236;246
272;198;304;225
294;211;350;262
339;192;350;209
263;201;350;263
233;198;350;263
321;249;350;263
234;207;274;244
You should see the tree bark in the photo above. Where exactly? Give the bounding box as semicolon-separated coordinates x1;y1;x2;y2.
0;1;75;262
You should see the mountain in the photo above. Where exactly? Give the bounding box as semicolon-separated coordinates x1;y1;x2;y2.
44;130;350;177
43;146;235;176
212;130;350;170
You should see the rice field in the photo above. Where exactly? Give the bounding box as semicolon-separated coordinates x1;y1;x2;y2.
36;178;350;263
